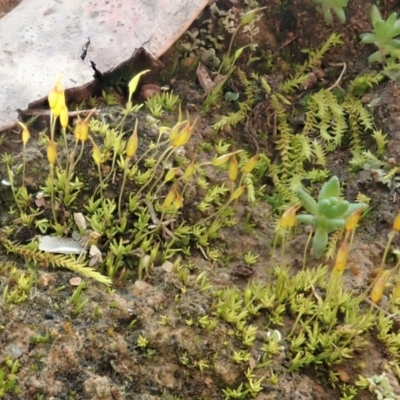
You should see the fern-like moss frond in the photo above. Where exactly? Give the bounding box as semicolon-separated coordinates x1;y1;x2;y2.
2;239;112;286
298;33;343;75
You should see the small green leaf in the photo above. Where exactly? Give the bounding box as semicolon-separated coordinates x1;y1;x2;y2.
371;5;383;27
324;199;349;218
323;218;346;232
318;198;333;216
296;188;318;215
318;176;340;201
297;214;316;226
312;229;329;258
360;33;377;44
333;7;346;23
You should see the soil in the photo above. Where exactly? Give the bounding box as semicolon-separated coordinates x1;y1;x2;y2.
1;1;400;400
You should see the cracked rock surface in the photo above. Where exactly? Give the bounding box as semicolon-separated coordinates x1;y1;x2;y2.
0;0;207;130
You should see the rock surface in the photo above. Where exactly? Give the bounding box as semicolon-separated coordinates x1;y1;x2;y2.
0;0;207;130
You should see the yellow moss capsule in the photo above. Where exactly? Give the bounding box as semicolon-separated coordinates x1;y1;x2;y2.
211;150;243;167
230;185;247;201
170;122;189;147
184;161;196;178
173;188;183;210
59;104;69;129
371;270;392;303
47;140;57;165
48;79;65;112
228;154;238;182
74;117;88;142
162;187;176;210
164;168;178;183
76;109;96;143
77;119;88;142
345;209;362;232
89;136;101;165
279;204;298;229
126;120;138;159
18;122;30;145
168;121;187;142
393;211;400;232
170;116;197;147
334;241;348;273
242;154;259;174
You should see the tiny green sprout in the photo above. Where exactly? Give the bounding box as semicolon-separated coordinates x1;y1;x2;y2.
268;371;279;385
145;91;180;117
232;350;251;364
245;368;265;397
312;0;348;24
158;315;168;326
242;325;257;346
67;281;86;306
93;305;102;317
128;319;137;330
196;359;209;372
197;315;211;329
74;298;89;315
137;334;148;348
243;251;258;265
185;318;194;326
30;332;52;344
222;383;249;399
194;271;212;291
179;352;190;366
360;5;400;65
0;356;21;396
296;176;367;259
16;271;34;293
180;286;187;295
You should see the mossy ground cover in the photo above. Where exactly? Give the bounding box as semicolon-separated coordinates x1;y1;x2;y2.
1;1;400;399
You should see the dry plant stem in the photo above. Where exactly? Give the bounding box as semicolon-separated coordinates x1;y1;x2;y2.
50;114;56;142
137;146;174;196
22;142;27;185
49;164;57;223
13;210;45;224
104;149;120;185
279;231;288;266
61;127;69;171
73;142;86;170
302;229;313;269
148;151;177;194
378;230;396;276
287;310;305;338
6;165;22;213
23;109;99;118
364;297;400;324
117;161;130;218
327;62;346;91
96;162;104;199
204;201;232;222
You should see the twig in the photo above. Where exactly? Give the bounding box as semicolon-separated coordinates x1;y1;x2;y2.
21;109;99;118
327;62;346;91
